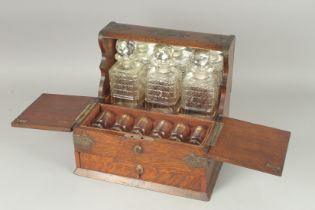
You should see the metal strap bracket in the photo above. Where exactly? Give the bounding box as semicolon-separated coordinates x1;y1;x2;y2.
204;121;224;152
72;102;97;128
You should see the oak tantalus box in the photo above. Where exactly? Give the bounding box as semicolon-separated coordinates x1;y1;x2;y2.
11;22;290;201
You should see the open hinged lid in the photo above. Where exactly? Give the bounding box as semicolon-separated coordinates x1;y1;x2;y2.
12;94;97;131
207;117;289;176
11;22;290;177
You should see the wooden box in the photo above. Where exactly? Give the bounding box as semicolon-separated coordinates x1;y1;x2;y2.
11;22;290;201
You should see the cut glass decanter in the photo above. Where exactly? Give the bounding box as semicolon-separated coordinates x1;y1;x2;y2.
181;49;220;117
109;39;145;108
145;45;182;113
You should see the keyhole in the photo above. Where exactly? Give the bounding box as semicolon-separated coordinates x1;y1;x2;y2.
136;164;144;179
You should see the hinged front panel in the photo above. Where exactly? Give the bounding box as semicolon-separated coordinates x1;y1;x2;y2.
208;117;290;176
12;93;97;132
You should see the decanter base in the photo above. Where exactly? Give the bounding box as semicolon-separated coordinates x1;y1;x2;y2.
111;97;144;108
145;101;180;114
180;108;216;119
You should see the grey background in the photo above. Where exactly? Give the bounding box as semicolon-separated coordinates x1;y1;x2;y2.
1;0;314;209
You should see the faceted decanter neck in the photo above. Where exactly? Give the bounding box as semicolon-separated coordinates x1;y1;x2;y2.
133;41;152;67
135;41;150;54
190;67;210;80
209;51;223;64
171;46;186;60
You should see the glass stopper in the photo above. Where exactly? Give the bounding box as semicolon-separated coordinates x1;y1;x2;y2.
191;49;210;67
116;40;135;57
153;45;171;64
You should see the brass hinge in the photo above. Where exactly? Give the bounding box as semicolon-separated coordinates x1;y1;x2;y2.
72;102;97;128
184;153;211;168
73;133;95;151
203;121;224;152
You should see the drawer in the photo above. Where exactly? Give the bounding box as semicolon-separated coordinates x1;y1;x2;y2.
78;152;204;192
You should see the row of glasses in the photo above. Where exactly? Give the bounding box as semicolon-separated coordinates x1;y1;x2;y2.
91;111;207;145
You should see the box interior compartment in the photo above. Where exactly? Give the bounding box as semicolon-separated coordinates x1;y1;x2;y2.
79;103;215;146
98;22;235;119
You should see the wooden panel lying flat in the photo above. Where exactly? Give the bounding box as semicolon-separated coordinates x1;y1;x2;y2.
208;117;290;176
12;93;96;132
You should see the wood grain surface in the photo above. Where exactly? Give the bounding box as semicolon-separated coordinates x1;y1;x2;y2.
74;168;211;201
100;22;234;51
209;117;290;176
11;93;96;131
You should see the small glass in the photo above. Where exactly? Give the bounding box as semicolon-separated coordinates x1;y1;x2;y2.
112;114;134;132
151;120;173;138
170;123;191;142
92;111;116;128
189;126;207;145
91;111;106;128
101;111;116;128
131;117;153;135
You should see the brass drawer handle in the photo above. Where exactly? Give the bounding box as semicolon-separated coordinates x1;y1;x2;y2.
136;164;144;179
133;145;143;154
